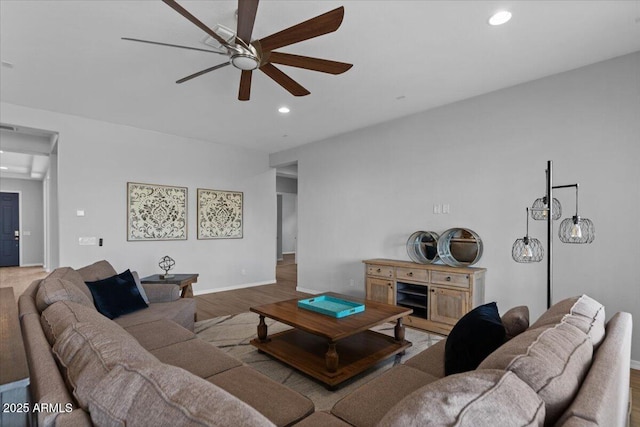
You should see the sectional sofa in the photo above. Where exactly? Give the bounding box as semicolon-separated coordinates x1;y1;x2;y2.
18;260;632;426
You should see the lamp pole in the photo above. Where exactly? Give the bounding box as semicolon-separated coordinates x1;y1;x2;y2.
546;160;553;309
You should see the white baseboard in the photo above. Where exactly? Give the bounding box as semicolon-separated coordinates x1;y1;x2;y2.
631;360;640;370
283;251;296;255
20;263;43;267
295;286;322;294
193;280;275;296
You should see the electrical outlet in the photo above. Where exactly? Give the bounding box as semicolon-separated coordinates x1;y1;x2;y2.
433;204;441;214
443;204;450;214
349;279;355;287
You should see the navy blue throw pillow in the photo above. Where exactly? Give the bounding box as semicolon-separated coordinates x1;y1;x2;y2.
444;302;505;376
85;270;148;319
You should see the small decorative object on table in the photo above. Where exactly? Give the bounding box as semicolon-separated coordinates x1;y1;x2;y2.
159;255;175;279
297;295;365;318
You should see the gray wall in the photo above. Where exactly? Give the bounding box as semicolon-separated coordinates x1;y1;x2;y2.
271;53;640;361
0;178;44;266
1;102;277;294
276;176;298;194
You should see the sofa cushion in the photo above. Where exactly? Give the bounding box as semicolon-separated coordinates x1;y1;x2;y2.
377;370;545;427
555;312;632;427
293;411;352;427
445;302;506;375
151;338;242;378
403;339;446;378
331;365;440;426
502;305;530;340
35;277;94;313
45;266;94;303
85;270;148;319
41;300;114;345
88;363;274;427
207;365;314;426
52;321;158;409
530;295;605;347
478;322;593;424
124;318;195;351
76;260;118;282
131;270;149;303
114;298;196;331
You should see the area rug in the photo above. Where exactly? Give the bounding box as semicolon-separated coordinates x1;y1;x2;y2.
195;312;442;411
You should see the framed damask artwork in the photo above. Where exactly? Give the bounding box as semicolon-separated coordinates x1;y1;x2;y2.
197;188;243;239
127;182;188;241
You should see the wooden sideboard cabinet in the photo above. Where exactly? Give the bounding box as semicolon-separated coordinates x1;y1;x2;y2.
363;259;486;335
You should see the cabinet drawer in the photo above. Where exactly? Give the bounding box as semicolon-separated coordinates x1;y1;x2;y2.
367;265;393;278
430;271;470;288
396;267;428;282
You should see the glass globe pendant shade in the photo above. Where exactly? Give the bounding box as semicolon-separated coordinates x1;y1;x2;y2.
559;216;595;244
531;197;562;220
512;236;544;263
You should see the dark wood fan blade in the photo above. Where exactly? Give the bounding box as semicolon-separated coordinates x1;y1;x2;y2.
268;51;352;74
260;63;310;96
258;6;344;51
121;38;227;55
238;70;253;101
162;0;229;47
176;62;230;84
237;0;259;43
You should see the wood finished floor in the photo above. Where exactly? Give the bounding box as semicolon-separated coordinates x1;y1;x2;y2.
2;257;639;425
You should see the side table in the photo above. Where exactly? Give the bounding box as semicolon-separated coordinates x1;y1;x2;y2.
140;273;199;298
1;287;32;426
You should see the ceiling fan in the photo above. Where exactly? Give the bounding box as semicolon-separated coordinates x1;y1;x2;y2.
123;0;353;101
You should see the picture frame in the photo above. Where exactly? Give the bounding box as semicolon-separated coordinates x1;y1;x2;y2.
127;182;188;241
197;188;243;239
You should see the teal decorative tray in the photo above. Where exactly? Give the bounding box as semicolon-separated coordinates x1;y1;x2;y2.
297;295;365;318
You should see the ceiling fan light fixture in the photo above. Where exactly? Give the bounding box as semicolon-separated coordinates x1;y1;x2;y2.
488;10;512;26
231;54;260;70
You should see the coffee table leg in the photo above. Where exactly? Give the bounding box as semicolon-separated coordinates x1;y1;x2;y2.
394;318;406;341
325;342;339;373
257;315;269;343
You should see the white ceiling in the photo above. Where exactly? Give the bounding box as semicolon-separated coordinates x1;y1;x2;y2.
1;1;639;154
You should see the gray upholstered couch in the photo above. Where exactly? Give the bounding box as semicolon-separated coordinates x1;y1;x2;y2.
19;260;313;426
297;295;633;427
19;259;632;426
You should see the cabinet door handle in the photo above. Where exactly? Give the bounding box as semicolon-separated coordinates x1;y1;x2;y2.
376;268;381;273
387;283;392;288
407;272;413;277
446;276;451;281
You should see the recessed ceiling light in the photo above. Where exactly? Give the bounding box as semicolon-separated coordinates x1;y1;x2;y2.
488;11;512;26
0;166;8;170
278;107;290;114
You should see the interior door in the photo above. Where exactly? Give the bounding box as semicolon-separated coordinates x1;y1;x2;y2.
0;192;20;267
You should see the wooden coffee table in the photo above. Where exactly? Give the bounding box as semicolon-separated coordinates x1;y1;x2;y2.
250;293;412;388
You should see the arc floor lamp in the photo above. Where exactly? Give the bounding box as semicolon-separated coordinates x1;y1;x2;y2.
512;160;595;308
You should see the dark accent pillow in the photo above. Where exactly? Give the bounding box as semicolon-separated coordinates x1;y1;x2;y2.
85;270;148;319
444;302;506;376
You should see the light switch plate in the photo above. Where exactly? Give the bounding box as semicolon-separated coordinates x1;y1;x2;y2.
79;237;97;246
76;210;85;217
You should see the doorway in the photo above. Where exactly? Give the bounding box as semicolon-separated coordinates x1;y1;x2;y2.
0;123;58;270
0;192;20;267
